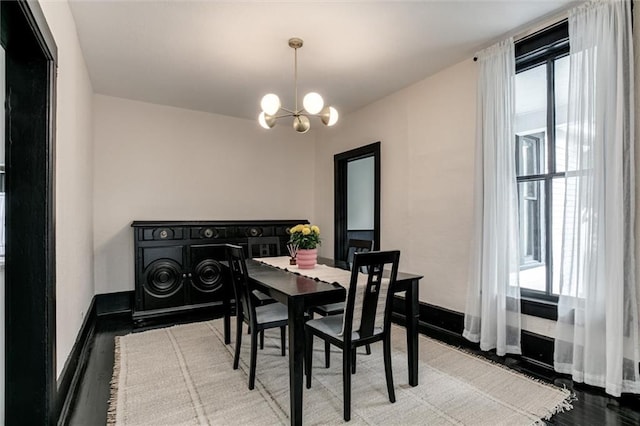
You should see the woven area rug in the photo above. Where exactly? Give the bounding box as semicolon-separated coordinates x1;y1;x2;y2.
108;320;572;425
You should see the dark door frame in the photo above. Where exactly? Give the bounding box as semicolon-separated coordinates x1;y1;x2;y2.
334;141;381;262
2;1;58;424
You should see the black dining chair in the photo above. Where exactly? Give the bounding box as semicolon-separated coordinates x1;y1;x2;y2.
304;250;400;421
247;236;281;259
311;238;374;367
247;237;280;307
246;236;281;349
346;238;375;272
226;244;288;390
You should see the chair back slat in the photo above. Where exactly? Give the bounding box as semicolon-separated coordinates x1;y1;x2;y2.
341;250;400;340
226;244;255;325
247;236;281;258
346;239;374;273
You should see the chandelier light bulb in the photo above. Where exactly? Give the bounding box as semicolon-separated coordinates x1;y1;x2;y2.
257;38;338;134
293;115;310;133
320;106;339;126
258;112;276;129
303;92;324;114
260;93;281;116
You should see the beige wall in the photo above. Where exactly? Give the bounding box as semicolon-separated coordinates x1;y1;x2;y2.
315;59;476;313
93;95;316;294
635;1;640;315
39;1;95;378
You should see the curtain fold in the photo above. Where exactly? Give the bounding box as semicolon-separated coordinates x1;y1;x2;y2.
554;0;639;396
463;38;522;356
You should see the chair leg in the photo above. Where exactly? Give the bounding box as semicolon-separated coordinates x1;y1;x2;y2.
365;344;371;355
352;349;356;374
233;314;243;370
383;333;396;403
260;330;264;350
305;328;313;389
280;326;286;356
343;347;352;421
324;341;331;368
249;330;258;390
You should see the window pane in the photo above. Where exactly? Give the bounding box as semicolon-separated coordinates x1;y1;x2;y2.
551;177;566;295
516;134;544;176
554;55;570;173
515;64;547;176
518;180;547;292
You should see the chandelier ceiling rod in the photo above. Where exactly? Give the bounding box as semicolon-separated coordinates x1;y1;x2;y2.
293;39;299;114
258;37;339;133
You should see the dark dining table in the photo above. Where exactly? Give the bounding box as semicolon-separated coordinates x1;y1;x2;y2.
227;257;423;426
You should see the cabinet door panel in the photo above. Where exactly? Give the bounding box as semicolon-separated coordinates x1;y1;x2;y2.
188;244;227;305
139;245;186;310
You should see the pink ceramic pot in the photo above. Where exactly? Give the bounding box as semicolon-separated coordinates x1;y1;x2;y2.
296;248;317;269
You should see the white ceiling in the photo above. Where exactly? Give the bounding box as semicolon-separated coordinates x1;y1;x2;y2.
68;0;579;121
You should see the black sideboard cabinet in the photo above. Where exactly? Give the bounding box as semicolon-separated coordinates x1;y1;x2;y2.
131;219;306;326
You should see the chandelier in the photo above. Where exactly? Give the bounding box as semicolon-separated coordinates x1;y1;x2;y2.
258;38;339;133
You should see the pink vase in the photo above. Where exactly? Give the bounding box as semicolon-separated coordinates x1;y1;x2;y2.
296;248;317;269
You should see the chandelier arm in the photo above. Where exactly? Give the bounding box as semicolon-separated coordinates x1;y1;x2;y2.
279;107;297;115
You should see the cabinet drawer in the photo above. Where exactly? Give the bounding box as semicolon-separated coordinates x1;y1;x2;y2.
189;226;227;240
142;227;184;241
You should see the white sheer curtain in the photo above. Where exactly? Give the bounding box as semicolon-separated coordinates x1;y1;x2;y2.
463;38;521;356
554;0;639;396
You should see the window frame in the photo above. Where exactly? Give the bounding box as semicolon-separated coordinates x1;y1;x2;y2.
515;21;569;316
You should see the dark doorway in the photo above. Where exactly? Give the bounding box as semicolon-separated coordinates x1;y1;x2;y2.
2;1;58;424
334;142;380;262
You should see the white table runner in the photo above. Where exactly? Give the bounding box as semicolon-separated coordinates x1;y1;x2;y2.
254;256;353;288
254;256;390;335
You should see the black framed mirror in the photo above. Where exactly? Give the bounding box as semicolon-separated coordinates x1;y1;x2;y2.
334;141;380;262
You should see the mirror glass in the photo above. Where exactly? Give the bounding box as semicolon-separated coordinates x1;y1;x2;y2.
347;156;375;242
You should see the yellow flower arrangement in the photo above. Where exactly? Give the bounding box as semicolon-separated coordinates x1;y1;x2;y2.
288;223;321;249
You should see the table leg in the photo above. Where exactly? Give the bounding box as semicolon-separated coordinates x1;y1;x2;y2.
224;310;231;344
405;279;419;386
288;300;305;426
223;295;231;344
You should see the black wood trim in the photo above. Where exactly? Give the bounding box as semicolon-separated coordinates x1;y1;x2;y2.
521;297;558;321
373;144;381;251
334;142;381;261
56;299;96;425
392;297;556;371
3;1;58;424
515;20;569;72
19;0;58;61
334;155;347;261
95;291;133;316
521;330;555;368
93;290;227;329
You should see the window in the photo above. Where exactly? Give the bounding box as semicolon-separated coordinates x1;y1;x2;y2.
514;22;569;302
